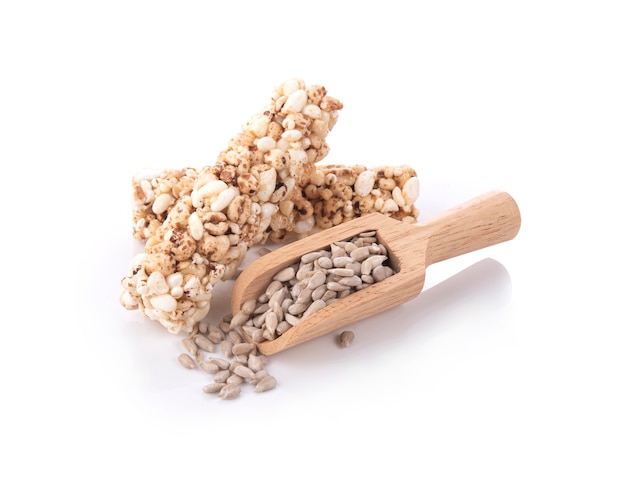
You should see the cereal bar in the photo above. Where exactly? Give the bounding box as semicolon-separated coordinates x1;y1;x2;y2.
131;163;419;242
120;79;344;333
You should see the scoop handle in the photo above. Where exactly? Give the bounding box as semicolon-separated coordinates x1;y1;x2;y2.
423;190;521;266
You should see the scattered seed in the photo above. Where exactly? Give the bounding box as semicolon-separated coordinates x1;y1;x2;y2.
214;370;231;383
234;365;255;380
255;375;277;393
194;334;215;352
178;353;196;369
207;331;223;344
231;357;248;371
209;357;230;370
176;229;395;400
234;354;249;364
247;354;265;373
253;370;269;382
182;338;198;356
218;383;241;400
232;342;255;356
227;374;244;385
199;360;220;374
339;330;355;348
228;330;244;344
220;339;234;358
202;383;225;394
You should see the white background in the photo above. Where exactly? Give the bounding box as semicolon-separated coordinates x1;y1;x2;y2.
1;1;624;476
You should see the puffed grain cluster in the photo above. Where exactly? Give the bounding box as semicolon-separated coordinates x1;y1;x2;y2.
121;79;344;333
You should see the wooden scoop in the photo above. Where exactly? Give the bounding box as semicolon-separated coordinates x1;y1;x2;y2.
231;190;521;355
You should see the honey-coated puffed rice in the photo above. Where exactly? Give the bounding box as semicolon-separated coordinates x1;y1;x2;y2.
120;79;420;335
131;164;420;242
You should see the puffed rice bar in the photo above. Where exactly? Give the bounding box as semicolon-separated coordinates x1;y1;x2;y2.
274;163;419;241
120;79;344;333
130;164;420;242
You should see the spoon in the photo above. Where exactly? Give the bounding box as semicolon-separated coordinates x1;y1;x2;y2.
231;190;521;355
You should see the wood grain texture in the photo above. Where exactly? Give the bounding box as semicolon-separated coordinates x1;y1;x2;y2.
231;190;521;355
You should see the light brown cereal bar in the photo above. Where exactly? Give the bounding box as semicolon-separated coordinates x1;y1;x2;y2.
120;79;344;333
130;163;419;242
274;163;419;240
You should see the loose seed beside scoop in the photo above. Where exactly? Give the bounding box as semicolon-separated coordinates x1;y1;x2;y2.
338;330;355;348
178;353;197;369
202;383;225;394
254;375;277;393
218;383;242;400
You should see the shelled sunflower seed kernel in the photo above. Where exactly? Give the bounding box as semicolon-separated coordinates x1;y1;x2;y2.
176;314;278;400
234;230;396;343
120;78;345;334
338;330;355;348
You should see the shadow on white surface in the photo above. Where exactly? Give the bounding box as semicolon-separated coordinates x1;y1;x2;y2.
273;257;512;369
113;256;512;402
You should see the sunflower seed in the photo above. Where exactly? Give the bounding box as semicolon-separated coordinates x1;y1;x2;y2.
339;330;355;348
199;360;220;374
220;340;234;358
247;354;265;373
218;383;241;400
209;357;230;370
227;374;244;385
194;334;215;352
214;370;231;383
232;342;255;356
178;353;196;369
254;375;277;393
182;338;198;356
234;365;255;380
202;383;225;394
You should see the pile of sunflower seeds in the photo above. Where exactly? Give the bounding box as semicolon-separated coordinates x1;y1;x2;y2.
178;232;393;400
177;313;277;400
230;230;396;343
